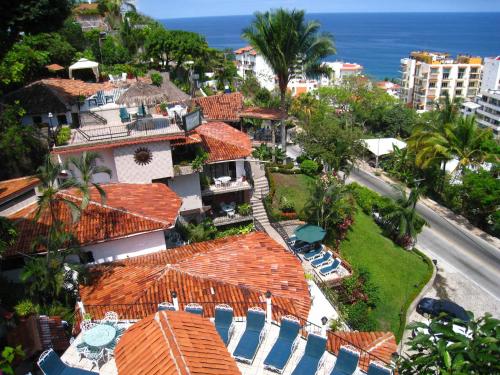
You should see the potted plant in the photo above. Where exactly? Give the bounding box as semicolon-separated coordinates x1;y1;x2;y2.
237;203;252;216
14;300;38;322
159;103;168;116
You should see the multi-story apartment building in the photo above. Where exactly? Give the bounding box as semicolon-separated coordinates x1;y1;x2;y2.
400;51;483;111
234;46;276;91
320;61;364;86
462;57;500;137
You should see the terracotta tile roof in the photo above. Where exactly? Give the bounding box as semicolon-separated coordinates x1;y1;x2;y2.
239;107;284;121
195;122;252;162
79;232;311;321
5;183;181;258
2;79;111;114
327;331;397;371
52;133;187;155
115;311;241;375
0;176;39;204
193;92;243;122
46;64;65;71
234;46;257;56
170;133;202;146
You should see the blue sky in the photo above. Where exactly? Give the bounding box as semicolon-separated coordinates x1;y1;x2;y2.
137;0;500;19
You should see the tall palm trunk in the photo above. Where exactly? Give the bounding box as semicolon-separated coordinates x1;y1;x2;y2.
280;89;287;164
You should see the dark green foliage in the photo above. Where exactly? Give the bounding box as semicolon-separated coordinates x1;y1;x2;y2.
399;313;500;374
58;18;86;51
0;0;72;59
0;103;47;180
150;72;163;87
55;127;71;146
299;159;319;176
0;217;17;255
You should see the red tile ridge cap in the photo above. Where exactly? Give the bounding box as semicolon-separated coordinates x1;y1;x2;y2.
154;312;190;374
366;332;396;352
58;191;175;227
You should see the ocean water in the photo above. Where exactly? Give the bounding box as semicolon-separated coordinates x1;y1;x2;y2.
161;13;500;80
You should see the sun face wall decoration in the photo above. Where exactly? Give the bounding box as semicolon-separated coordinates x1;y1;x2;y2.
134;147;153;165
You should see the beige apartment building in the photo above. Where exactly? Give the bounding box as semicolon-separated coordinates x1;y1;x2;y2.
400;51;482;111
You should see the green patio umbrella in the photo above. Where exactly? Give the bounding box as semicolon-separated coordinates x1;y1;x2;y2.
294;224;326;243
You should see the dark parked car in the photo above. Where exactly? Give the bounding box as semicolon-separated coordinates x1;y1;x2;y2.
416;298;470;322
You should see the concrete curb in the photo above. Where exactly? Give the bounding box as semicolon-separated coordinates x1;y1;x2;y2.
399;250;437;352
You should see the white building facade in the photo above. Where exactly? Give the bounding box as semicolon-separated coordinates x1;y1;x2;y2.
400;52;483;111
320;62;363;86
234;46;276;91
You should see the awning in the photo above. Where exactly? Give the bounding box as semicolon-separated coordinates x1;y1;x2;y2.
294;224;326;243
69;58;99;81
362;138;407;157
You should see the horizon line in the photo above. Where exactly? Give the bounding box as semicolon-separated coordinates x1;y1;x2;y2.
157;11;500;21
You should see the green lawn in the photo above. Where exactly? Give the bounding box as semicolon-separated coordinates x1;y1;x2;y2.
272;173;315;214
339;209;433;338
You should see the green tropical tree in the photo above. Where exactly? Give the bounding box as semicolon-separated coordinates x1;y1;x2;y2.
243;8;336;154
399;313;500;374
68;151;112;208
409;116;495;179
384;186;426;248
303;174;356;239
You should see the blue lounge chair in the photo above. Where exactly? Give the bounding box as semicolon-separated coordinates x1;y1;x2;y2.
185;303;203;315
311;252;332;268
367;361;393;375
329;346;360;375
233;307;267;364
137;104;146;117
38;349;99;375
319;258;341;276
291;333;327;375
264;316;301;373
96;90;105;106
304;247;324;261
119;107;131;122
214;304;234;346
158;302;176;311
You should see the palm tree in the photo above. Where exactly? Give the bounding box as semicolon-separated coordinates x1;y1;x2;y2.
303;174;355;233
409;116;494;180
68;151;112;209
243;9;336;156
384;186;426;248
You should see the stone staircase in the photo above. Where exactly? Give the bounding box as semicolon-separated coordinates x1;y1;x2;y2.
249;161;270;226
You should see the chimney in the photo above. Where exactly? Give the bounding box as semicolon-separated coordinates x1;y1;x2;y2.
171;291;179;311
265;290;272;323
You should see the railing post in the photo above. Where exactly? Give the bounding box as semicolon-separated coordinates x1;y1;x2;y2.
77;299;86;319
321;316;328;337
265;290;272;323
171;291;179;311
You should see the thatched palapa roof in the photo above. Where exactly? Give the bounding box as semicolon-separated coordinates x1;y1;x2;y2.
115;81;169;106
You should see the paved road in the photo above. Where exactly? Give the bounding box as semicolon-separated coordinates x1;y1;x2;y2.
349;168;500;301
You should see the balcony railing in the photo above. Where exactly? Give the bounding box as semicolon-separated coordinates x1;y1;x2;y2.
212;212;253;226
201;180;252;196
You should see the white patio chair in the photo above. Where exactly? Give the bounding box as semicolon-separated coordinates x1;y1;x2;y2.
215;179;222;188
227;210;236;219
108;74;116;82
121;72;127;81
80;321;97;332
83;347;104;370
103;311;119;325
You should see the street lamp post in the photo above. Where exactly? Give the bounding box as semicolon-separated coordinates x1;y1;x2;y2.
47;112;54;148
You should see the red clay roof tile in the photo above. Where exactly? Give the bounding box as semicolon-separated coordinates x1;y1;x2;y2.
79;232;311;322
195;122;252;162
194;92;243;122
0;176;39;204
5;183;181;258
115;311;241;375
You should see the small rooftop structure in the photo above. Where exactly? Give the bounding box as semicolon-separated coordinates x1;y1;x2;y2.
45;63;65;72
193;92;244;122
362;138;407;157
116;81;169;106
196;122;252;163
239;107;284;121
5;183;181;258
69;58;100;81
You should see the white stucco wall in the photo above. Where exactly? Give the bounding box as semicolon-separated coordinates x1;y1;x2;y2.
255;55;276;91
235;160;246;178
0;189;38;216
84;230;166;264
168;173;203;212
113;141;174;183
21;111;73;127
57;149;118;184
